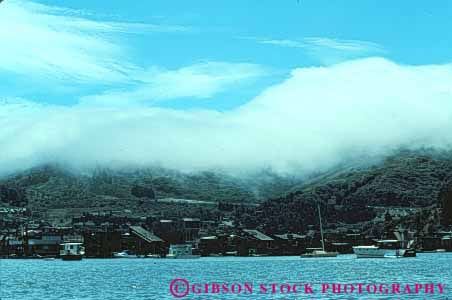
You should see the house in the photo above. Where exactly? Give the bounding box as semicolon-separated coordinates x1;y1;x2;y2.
182;218;200;242
121;226;166;256
153;219;182;244
83;230;122;258
199;235;225;256
273;233;307;255
241;229;275;256
330;242;352;253
4;235;23;257
26;229;62;257
343;233;370;246
441;235;452;250
419;232;452;251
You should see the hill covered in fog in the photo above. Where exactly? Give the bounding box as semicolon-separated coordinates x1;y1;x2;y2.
1;149;452;228
245;149;452;233
0;165;299;212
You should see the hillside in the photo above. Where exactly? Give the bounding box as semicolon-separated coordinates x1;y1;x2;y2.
0;165;299;213
2;149;452;228
247;149;452;233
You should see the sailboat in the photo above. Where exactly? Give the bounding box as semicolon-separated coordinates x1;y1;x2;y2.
300;204;338;258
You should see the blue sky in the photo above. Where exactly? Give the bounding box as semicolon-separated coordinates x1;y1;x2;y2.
1;0;451;110
0;0;451;174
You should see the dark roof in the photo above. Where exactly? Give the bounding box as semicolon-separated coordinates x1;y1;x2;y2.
130;226;163;242
243;229;273;241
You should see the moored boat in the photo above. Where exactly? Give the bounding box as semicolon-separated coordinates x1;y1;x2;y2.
60;243;84;261
353;245;387;258
403;248;417;257
113;250;140;258
166;244;200;259
353;239;416;258
300;203;338;258
301;249;338;258
209;253;223;257
146;254;162;258
224;251;238;256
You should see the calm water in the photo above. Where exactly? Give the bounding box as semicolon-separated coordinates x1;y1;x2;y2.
1;254;451;300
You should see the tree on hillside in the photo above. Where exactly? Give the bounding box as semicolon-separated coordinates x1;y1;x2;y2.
439;183;452;225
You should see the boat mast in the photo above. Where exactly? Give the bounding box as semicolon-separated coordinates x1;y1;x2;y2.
317;203;325;251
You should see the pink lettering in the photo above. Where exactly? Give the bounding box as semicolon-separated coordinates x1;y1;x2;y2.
424;283;434;294
305;283;315;293
344;284;355;293
366;284;377;294
332;284;341;293
379;284;389;293
211;283;220;294
280;284;291;294
292;283;301;293
191;283;201;294
231;283;242;294
244;283;253;294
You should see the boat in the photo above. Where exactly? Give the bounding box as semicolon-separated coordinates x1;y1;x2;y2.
353;245;387;258
394;231;417;257
383;248;409;258
385;248;416;258
146;254;162;258
166;244;201;259
300;249;339;258
250;253;269;257
300;204;338;258
353;239;416;258
209;253;223;257
113;250;140;258
403;248;417;257
60;243;84;261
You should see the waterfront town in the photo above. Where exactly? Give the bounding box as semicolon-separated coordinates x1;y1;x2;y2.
1;203;451;258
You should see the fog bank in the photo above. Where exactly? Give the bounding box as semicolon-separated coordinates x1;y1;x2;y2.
1;58;452;176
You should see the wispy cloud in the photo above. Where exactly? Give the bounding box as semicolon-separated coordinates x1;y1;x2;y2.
254;36;385;64
1;0;261;104
0;0;189;84
303;37;384;53
260;37;382;51
80;62;269;105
